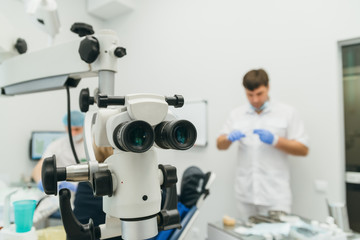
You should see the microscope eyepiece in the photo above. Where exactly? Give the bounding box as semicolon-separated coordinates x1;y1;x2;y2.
113;120;155;153
155;120;197;150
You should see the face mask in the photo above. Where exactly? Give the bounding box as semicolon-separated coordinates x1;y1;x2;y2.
73;134;83;143
251;101;269;112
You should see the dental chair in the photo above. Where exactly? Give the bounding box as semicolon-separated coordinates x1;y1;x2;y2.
155;166;216;240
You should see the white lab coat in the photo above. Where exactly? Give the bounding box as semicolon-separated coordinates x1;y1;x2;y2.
42;136;87;167
220;101;308;207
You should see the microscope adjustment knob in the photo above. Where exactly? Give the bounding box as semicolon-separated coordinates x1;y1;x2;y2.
96;94;125;108
79;36;100;64
158;209;181;231
41;155;66;196
14;38;27;54
114;47;127;58
165;95;184;108
92;170;113;197
70;22;95;37
79;88;95;112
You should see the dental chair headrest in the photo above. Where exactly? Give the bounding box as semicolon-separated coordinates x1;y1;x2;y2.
179;166;210;208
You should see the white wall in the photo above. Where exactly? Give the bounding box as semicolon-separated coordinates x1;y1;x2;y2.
1;0;360;239
104;0;360;239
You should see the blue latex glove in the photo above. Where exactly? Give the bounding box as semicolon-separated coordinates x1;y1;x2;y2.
227;130;246;142
59;181;77;192
253;129;275;145
37;180;44;192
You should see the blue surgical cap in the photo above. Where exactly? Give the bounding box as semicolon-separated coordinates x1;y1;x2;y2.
62;110;85;127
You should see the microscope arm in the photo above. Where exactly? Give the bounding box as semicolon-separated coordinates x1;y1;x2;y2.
0;25;125;96
0;39;87;95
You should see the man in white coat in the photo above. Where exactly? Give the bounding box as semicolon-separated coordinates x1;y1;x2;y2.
217;69;309;222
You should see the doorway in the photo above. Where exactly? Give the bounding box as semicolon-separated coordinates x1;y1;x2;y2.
340;38;360;232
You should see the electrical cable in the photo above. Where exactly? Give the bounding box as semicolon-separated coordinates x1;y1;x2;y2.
66;85;80;164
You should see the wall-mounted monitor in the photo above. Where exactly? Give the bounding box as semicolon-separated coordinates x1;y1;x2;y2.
29;131;67;160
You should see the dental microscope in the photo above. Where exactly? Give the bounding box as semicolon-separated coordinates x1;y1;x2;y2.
0;21;197;239
42;92;197;240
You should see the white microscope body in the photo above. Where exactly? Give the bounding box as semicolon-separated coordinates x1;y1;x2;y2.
41;92;196;239
94;94;178;239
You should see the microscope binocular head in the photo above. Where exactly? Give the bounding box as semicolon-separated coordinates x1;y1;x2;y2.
110;119;197;153
94;93;197;153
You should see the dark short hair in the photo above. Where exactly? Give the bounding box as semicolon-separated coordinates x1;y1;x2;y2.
242;69;269;91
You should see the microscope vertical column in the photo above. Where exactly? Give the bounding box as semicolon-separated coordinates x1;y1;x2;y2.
98;70;115;96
